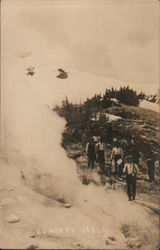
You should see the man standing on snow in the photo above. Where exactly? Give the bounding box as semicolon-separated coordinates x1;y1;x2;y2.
123;155;139;201
86;138;96;169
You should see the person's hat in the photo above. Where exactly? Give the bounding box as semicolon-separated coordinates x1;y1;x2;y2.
113;138;117;142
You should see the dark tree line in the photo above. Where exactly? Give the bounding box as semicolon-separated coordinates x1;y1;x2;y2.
53;86;142;146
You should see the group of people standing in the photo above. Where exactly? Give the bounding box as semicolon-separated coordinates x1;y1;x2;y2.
85;136;157;202
86;137;105;171
86;137;124;177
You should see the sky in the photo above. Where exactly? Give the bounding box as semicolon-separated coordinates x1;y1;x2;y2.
1;0;159;86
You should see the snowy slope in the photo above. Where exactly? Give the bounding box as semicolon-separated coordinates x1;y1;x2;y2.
140;99;160;113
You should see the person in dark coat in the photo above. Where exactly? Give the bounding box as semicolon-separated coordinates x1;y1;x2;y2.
130;136;139;165
86;138;96;169
123;155;139;201
96;137;105;172
147;158;155;183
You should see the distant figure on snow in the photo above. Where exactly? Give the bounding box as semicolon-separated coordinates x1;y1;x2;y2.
56;68;68;79
123;155;139;201
27;66;35;76
86;138;96;169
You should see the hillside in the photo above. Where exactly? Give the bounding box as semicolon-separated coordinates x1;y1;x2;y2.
55;94;160;197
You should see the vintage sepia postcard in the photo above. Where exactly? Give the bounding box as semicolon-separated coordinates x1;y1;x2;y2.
1;0;160;249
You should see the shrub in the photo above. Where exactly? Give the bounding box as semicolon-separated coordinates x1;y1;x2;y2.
116;86;139;106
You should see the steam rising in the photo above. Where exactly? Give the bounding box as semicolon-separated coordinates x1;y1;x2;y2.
2;53;118;203
1;58;86;203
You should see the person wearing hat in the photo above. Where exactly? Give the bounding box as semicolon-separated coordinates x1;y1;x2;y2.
147;152;159;183
96;137;105;172
111;140;123;177
147;158;155;183
123;155;139;201
86;138;96;169
130;135;139;165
